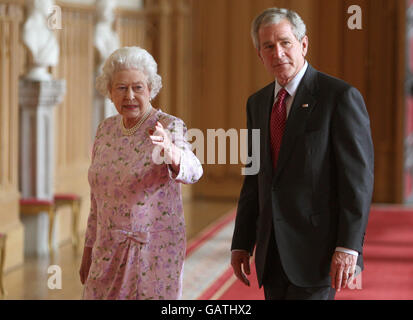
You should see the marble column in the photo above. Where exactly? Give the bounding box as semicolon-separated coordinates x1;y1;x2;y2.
19;79;66;256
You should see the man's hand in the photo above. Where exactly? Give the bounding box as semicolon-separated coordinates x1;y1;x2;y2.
329;251;357;292
231;250;251;287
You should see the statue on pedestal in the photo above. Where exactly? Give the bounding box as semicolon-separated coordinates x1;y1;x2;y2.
94;0;119;72
22;0;59;81
19;0;65;256
93;0;120;133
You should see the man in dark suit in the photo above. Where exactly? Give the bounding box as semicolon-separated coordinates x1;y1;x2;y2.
231;8;374;300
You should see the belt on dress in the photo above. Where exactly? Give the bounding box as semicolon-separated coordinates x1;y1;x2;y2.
111;229;150;244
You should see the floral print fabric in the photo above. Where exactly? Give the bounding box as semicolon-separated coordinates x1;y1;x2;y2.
83;109;203;300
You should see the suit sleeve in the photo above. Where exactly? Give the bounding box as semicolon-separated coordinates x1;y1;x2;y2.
231;99;260;255
332;87;374;254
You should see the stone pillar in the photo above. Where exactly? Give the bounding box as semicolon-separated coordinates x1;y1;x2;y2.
19;79;66;256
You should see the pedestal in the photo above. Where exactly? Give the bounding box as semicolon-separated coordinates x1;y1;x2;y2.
18;78;66;256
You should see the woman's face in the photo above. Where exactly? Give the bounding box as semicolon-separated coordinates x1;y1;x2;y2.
109;69;152;125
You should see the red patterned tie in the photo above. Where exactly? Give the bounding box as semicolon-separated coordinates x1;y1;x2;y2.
270;88;289;169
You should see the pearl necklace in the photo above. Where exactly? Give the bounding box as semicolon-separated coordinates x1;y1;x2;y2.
121;107;153;136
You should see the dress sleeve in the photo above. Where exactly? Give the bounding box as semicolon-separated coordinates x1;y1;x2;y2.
166;119;203;184
84;193;97;248
84;123;102;248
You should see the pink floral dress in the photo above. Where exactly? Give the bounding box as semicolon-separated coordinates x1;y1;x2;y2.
83;109;203;300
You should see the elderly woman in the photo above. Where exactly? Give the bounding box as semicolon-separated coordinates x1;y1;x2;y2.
79;46;203;300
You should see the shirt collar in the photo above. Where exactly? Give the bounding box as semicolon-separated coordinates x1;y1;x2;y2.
274;60;308;99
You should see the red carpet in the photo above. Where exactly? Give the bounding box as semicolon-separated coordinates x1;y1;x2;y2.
198;205;413;300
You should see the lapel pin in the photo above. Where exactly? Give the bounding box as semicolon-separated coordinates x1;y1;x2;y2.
302;104;309;108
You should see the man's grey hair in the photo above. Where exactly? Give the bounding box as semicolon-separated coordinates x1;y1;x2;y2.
96;46;162;100
251;8;307;50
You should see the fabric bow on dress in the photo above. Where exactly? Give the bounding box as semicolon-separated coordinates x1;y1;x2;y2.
111;229;150;244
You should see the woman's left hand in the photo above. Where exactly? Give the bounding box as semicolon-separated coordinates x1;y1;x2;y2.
150;121;181;173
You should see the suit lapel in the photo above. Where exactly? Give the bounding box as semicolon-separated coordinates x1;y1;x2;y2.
273;65;318;182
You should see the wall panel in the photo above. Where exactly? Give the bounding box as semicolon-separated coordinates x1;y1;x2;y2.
52;2;95;243
0;0;25;271
191;0;405;202
365;0;404;202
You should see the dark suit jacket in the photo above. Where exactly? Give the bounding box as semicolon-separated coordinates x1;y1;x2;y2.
231;64;374;288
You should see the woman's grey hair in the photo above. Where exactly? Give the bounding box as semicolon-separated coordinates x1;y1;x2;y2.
96;46;162;100
251;8;307;50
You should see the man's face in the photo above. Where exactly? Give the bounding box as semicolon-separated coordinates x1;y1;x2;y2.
257;19;308;86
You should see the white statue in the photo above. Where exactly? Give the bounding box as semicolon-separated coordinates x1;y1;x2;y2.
94;0;120;72
93;0;120;125
22;0;59;81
